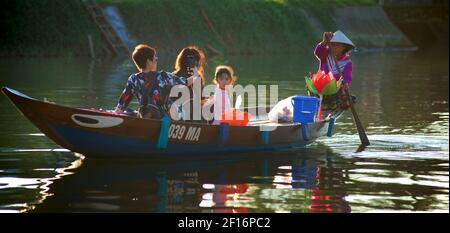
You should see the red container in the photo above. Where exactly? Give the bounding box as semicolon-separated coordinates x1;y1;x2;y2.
220;110;251;126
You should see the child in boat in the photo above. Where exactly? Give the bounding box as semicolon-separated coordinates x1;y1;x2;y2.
114;44;198;119
206;65;237;124
313;30;355;112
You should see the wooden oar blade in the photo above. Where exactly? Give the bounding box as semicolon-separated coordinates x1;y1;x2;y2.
356;144;368;153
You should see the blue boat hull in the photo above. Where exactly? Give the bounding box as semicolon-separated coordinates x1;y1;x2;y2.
2;87;338;158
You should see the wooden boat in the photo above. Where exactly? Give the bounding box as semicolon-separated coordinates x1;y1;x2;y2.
2;87;341;158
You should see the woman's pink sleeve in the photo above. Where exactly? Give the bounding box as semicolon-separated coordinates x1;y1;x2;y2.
314;43;328;60
342;62;353;85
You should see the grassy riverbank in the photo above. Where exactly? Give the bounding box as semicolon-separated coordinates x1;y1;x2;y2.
0;0;107;57
1;0;377;57
99;0;377;55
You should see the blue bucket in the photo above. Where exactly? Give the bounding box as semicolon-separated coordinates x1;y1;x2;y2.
291;96;320;123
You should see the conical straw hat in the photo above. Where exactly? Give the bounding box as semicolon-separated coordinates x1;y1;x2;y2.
330;30;355;47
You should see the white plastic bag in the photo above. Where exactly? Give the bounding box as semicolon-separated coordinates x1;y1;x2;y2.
268;96;294;123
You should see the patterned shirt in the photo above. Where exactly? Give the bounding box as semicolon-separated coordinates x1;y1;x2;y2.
115;71;187;115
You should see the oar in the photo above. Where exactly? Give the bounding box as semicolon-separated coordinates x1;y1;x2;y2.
328;45;370;149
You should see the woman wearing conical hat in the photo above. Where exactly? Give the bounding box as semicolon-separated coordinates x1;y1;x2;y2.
315;30;355;86
313;31;356;112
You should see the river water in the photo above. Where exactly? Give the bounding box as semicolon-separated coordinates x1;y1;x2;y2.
0;49;448;213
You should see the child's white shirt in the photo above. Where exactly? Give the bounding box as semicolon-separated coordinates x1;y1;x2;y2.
212;87;232;123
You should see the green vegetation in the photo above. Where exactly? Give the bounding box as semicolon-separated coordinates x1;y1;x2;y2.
1;0;376;57
0;0;107;57
99;0;375;55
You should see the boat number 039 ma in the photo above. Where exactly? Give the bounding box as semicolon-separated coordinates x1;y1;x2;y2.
168;124;201;141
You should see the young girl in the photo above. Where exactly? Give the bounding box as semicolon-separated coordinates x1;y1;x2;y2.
209;65;237;124
313;30;355;112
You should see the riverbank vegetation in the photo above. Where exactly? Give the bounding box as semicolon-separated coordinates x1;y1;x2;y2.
100;0;376;55
1;0;377;57
0;0;107;57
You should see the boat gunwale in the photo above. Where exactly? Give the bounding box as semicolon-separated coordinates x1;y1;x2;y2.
2;86;335;129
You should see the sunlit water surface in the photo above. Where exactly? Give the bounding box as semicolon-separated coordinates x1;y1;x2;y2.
0;50;448;212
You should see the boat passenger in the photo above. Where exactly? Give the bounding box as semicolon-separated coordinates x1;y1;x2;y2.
312;30;356;112
205;65;237;124
172;46;208;121
173;46;207;95
114;44;198;119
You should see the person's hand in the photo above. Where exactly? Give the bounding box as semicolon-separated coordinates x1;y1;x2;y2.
114;107;124;114
201;98;209;106
322;32;333;44
187;67;199;86
186;66;194;76
343;84;349;92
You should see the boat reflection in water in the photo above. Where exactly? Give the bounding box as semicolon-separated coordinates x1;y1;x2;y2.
198;151;351;213
31;145;351;213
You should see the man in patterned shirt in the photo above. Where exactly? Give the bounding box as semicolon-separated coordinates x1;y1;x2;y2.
114;44;198;119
